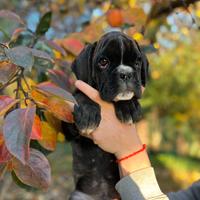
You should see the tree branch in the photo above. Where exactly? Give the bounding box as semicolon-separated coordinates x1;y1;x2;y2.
148;0;200;20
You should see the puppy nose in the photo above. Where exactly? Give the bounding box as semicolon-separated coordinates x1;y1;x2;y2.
119;72;132;81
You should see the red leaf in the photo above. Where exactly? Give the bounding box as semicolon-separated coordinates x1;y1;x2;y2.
0;133;12;163
0;144;12;163
3;106;36;164
11;28;26;41
48;69;72;91
37;82;76;103
13;148;51;189
31;82;76;122
0;62;18;84
0;163;8;180
61;37;84;56
45;40;66;56
31;115;42;140
0;95;19;116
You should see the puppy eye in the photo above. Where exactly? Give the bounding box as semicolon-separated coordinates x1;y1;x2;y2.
135;61;140;67
135;58;141;68
98;58;109;69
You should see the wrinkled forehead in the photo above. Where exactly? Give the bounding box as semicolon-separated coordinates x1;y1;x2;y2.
94;33;141;63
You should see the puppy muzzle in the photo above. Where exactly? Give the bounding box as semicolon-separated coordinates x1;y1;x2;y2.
113;65;135;101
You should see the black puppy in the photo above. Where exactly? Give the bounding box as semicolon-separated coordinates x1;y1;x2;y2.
63;31;149;200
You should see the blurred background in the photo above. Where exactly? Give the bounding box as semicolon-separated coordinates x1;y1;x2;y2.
0;0;200;199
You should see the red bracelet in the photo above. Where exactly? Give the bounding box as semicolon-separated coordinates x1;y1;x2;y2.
116;144;146;163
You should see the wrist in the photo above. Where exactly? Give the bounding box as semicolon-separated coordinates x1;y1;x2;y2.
115;137;143;159
118;149;151;177
116;144;146;163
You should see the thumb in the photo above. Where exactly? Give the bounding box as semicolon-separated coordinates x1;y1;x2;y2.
75;80;102;104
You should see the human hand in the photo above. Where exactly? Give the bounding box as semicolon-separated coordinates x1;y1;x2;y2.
75;80;151;176
75;80;143;159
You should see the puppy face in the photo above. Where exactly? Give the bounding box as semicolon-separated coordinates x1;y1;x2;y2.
72;31;149;102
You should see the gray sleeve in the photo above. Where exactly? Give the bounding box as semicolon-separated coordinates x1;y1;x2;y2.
167;180;200;200
115;167;169;200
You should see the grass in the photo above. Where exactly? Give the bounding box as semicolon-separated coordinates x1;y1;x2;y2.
151;152;200;172
48;142;73;174
150;151;200;191
1;144;199;199
48;144;200;192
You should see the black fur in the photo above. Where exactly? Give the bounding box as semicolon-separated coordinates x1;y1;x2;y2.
62;31;149;200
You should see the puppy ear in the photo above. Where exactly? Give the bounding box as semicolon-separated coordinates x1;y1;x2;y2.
134;41;149;87
72;42;97;84
141;52;149;87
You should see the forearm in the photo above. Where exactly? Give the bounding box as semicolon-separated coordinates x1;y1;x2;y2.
116;146;168;200
118;150;151;177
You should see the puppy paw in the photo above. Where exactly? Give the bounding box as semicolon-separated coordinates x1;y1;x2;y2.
73;103;101;135
114;99;142;124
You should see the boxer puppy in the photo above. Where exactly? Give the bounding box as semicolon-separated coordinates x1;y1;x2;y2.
63;31;149;200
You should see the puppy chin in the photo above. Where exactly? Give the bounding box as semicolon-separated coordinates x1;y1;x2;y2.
114;92;134;101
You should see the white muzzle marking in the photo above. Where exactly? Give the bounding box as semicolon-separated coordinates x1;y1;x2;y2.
114;91;134;101
117;65;133;74
114;65;134;101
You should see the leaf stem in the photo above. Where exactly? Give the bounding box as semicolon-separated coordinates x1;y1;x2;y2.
18;68;34;106
0;78;18;91
0;43;8;49
15;76;21;108
22;73;31;91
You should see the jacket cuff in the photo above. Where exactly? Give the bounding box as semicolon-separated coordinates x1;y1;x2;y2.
115;167;169;200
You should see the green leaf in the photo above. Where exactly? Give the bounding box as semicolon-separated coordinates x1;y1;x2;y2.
34;58;52;73
141;44;158;54
31;48;53;63
0;54;7;62
12;148;51;189
9;29;35;48
5;46;34;69
3;106;36;164
32;41;54;72
36;12;52;36
0;10;24;25
30;140;51;156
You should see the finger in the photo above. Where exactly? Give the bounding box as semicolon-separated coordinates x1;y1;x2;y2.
141;86;145;94
80;132;93;140
75;80;102;103
90;132;98;144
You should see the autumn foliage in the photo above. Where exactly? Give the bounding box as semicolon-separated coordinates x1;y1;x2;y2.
0;10;77;189
1;0;200;191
